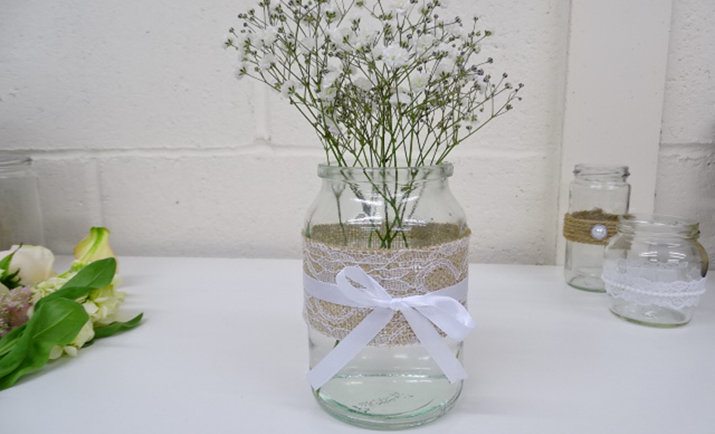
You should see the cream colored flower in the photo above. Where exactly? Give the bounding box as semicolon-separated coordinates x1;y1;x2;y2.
49;320;95;360
0;245;57;286
73;227;116;267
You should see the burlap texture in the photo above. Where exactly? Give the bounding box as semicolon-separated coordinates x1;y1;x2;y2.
303;223;470;346
563;209;620;245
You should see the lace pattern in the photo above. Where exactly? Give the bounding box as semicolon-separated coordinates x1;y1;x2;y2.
303;233;470;346
602;258;707;310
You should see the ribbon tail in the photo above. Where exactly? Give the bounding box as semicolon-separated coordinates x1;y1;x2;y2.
307;308;394;390
401;307;468;384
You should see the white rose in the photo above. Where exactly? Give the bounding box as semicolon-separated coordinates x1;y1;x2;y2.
0;245;57;286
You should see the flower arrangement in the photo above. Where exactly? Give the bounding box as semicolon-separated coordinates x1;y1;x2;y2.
225;0;522;167
0;228;142;390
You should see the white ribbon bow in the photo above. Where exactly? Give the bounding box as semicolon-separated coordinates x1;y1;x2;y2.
304;266;475;389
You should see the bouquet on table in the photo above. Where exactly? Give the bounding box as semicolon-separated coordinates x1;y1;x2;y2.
0;228;142;390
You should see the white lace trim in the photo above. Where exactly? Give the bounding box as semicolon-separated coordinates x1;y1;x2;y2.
303;235;470;346
602;258;707;310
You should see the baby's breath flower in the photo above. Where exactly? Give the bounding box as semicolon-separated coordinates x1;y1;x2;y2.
227;0;521;167
281;79;297;98
259;53;277;70
353;76;373;91
409;71;430;93
380;44;410;68
257;25;280;47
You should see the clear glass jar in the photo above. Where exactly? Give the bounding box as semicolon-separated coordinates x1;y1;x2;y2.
303;163;470;429
564;164;630;291
0;155;44;249
602;214;709;327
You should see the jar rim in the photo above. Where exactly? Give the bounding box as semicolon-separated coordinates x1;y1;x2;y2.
618;213;700;238
317;162;454;180
573;163;629;177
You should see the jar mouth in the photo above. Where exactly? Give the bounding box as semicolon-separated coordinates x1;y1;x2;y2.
318;162;454;181
573;164;629;178
618;213;700;238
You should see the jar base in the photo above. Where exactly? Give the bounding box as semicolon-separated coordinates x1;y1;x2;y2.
566;274;605;293
314;374;462;430
608;297;691;328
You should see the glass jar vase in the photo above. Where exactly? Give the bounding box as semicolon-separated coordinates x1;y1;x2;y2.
602;214;709;327
303;163;472;429
0;155;44;249
564;164;630;291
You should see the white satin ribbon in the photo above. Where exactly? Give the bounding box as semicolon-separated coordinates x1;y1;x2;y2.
304;266;475;389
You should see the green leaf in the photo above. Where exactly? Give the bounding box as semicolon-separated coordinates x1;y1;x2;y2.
91;313;143;341
0;298;88;390
35;286;94;311
0;325;25;358
61;257;116;291
0;248;16;273
0;247;22;290
34;257;117;311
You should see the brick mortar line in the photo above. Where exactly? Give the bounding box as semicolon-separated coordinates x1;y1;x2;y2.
8;145;552;161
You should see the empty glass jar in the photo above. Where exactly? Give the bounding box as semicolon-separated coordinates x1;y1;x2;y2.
564;164;630;291
602;214;709;327
0;155;44;249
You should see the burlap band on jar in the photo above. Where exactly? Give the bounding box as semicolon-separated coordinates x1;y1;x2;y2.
563;209;620;245
303;224;471;347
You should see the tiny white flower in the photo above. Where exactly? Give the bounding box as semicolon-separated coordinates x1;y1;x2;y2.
389;87;411;105
258;25;279;47
324;117;341;135
281;79;297;98
435;57;455;76
318;86;337;102
353;28;379;50
436;42;459;59
353;76;373;91
409;71;430;93
380;44;410;68
414;34;436;55
326;24;350;50
322;70;341;88
385;0;413;16
259;53;276;71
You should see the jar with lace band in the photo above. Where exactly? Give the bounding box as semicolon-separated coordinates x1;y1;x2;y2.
303;163;473;429
602;214;709;327
564;164;630;291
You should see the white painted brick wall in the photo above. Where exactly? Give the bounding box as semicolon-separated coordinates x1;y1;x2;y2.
1;0;570;263
5;0;712;267
657;0;715;268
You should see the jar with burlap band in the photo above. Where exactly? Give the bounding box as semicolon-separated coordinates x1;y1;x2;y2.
563;209;620;246
303;163;472;429
564;164;630;292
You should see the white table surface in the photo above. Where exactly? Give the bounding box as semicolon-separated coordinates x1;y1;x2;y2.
1;257;714;434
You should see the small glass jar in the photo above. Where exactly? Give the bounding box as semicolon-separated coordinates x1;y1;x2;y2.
602;214;709;327
564;164;630;291
0;155;44;249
